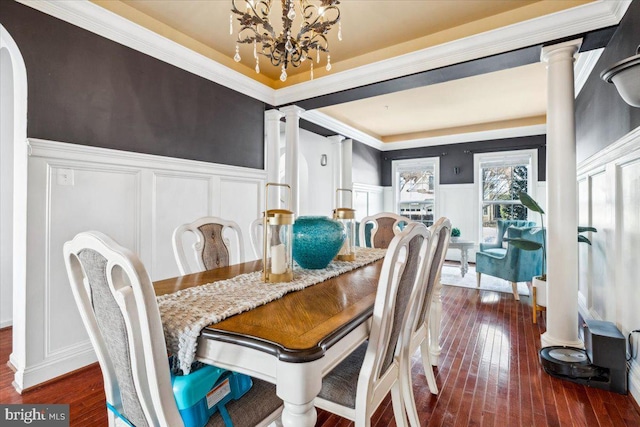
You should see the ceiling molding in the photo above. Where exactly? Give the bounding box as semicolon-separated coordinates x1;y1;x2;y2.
301;111;547;152
274;0;631;106
379;125;548;151
16;0;276;105
575;48;604;96
302;110;384;150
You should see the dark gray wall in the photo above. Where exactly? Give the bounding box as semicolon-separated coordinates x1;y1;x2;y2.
576;0;640;163
381;135;546;186
0;1;266;169
352;141;383;186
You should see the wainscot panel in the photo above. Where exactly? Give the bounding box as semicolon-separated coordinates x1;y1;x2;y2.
577;126;640;405
17;138;266;390
440;184;476;263
353;182;384;221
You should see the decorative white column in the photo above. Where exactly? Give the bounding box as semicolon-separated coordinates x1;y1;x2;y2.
540;39;583;349
280;106;305;213
341;138;353;191
328;135;345;205
264;109;283;207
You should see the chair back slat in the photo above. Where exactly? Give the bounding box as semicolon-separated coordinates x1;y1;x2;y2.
416;217;451;328
173;216;245;274
360;212;412;249
360;222;431;390
78;248;149;427
198;223;231;269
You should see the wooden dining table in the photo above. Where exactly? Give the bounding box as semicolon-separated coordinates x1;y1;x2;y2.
154;258;385;427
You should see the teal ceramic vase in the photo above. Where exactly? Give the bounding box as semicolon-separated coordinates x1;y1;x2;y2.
293;216;346;269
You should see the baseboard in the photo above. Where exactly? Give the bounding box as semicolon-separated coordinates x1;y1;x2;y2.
630;359;640;407
10;345;97;393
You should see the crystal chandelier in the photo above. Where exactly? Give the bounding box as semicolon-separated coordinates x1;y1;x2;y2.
230;0;341;82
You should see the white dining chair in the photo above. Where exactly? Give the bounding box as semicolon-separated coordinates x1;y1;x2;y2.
63;231;283;427
173;216;245;275
401;217;451;425
314;222;432;427
249;217;263;260
359;212;413;249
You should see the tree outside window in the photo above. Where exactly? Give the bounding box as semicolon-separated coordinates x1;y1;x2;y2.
481;164;529;243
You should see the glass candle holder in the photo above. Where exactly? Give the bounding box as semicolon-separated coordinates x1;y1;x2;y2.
333;189;356;261
262;184;295;283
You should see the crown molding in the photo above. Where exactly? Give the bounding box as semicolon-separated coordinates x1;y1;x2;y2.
380;125;547;151
302;110;384;150
302;111;546;152
575;48;604;96
16;0;276;105
274;0;631;105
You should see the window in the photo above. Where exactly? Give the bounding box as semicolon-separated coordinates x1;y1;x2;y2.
475;150;537;245
392;158;439;227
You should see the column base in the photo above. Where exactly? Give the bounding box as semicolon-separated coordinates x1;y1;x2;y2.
540;331;584;349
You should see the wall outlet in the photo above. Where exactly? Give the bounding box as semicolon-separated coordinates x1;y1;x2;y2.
56;169;74;186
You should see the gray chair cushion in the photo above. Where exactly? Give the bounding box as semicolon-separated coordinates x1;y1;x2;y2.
380;234;423;373
317;342;368;409
78;249;148;427
206;378;281;427
198;223;231;269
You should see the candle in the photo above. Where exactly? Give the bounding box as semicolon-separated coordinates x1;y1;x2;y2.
271;243;286;274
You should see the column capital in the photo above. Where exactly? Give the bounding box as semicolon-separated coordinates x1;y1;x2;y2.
265;109;284;121
279;105;306;117
541;38;583;63
327;135;346;144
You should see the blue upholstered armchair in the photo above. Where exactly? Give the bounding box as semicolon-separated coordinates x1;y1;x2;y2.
476;220;544;300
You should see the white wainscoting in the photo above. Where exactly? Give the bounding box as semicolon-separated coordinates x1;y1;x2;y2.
440;184;477;263
353;182;384;221
577;127;640;405
15;138;266;390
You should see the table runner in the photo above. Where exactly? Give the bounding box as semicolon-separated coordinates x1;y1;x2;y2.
158;247;387;374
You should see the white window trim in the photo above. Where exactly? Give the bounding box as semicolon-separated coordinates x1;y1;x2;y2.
473;149;538;244
391;157;440;221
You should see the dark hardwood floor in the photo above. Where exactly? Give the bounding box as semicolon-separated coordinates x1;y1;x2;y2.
2;284;639;426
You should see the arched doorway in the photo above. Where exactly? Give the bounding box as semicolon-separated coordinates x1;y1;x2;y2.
1;24;29;392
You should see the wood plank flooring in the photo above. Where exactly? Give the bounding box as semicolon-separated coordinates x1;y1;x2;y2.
2;284;639;426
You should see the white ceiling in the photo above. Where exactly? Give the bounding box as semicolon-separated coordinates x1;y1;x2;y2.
86;0;619;148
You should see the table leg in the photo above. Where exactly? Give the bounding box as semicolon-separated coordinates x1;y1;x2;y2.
460;247;469;277
429;278;443;366
277;360;320;427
